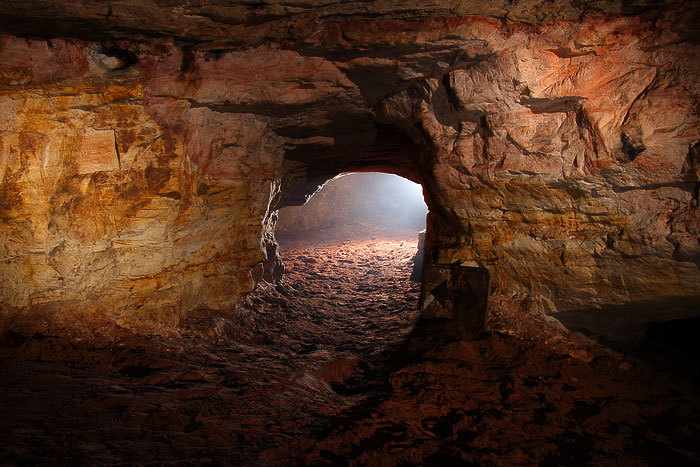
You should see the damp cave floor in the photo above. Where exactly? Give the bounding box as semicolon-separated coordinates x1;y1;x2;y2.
1;229;699;466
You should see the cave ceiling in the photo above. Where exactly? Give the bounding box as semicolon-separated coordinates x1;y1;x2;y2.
2;1;689;47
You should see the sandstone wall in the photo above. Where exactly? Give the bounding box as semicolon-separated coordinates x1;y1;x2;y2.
367;15;700;312
0;37;282;327
0;2;699;328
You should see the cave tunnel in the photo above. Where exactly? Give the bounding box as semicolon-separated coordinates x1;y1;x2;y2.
274;171;429;292
242;172;431;397
1;1;700;465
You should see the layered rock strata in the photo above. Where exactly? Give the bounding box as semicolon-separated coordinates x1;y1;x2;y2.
0;38;284;326
0;1;699;329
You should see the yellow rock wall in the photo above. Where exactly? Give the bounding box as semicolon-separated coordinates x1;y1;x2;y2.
0;37;280;327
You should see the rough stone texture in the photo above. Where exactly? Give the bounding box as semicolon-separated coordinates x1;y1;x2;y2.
0;36;281;327
420;262;490;332
411;229;427;282
417;16;700;312
356;12;700;313
0;1;699;327
0;1;681;45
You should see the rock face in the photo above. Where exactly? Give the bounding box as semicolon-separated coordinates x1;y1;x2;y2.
0;37;282;326
0;1;699;330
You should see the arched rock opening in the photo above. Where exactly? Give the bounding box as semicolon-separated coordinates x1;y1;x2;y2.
276;172;428;238
0;4;697;338
258;126;437;289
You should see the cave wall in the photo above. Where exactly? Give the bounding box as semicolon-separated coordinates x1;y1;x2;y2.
0;1;699;328
0;37;284;326
368;14;700;312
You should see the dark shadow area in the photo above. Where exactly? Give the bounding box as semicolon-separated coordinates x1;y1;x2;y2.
299;308;700;466
420;262;490;332
553;296;700;389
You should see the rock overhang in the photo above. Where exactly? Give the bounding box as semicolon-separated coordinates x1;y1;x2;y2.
0;1;689;46
0;0;698;331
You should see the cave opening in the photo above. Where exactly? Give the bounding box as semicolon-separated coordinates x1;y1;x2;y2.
252;172;430;393
276;171;428;246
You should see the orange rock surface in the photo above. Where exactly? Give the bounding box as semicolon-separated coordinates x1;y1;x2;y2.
0;3;698;328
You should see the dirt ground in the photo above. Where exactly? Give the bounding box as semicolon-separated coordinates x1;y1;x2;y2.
1;230;699;465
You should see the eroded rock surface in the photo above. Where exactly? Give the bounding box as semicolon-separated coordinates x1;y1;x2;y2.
0;2;699;327
0;37;288;327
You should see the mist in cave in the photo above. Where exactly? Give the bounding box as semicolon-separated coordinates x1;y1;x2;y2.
276;172;428;243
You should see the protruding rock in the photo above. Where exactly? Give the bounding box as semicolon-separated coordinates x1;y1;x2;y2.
410;230;426;283
420;262;490;333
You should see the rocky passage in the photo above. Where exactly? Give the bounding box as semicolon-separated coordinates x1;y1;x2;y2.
1;231;699;465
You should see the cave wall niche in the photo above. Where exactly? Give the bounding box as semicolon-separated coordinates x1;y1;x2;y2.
0;2;699;333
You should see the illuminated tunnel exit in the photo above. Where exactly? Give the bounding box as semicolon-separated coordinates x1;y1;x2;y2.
275;172;428;242
262;172;428;395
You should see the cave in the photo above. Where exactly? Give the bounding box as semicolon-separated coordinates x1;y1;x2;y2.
1;1;699;465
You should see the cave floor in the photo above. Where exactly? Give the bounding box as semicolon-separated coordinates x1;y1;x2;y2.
1;231;699;466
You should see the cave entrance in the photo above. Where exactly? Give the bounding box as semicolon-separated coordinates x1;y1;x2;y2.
268;172;428;390
276;172;428;244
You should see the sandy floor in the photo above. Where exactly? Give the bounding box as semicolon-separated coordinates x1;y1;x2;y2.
0;231;699;465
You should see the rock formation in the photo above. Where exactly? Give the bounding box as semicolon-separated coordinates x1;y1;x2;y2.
0;1;699;330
